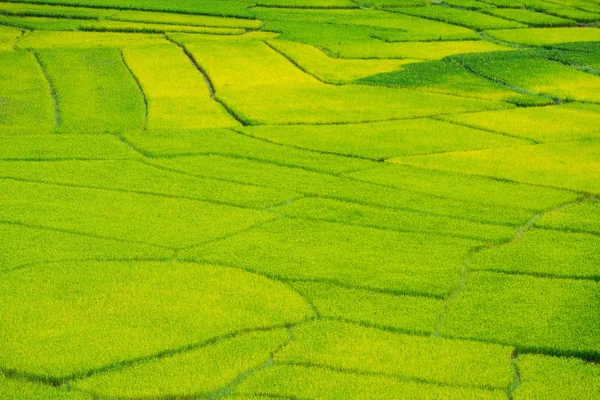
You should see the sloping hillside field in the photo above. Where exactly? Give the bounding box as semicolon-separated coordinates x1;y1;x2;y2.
1;0;599;399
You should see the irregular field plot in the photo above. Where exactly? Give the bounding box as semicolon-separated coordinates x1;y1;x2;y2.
440;272;600;358
184;217;480;297
536;199;600;234
0;261;311;378
484;27;600;46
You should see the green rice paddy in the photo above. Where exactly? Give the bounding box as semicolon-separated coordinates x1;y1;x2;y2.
0;0;598;398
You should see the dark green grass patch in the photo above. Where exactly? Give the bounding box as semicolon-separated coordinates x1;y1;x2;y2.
395;5;527;30
235;364;507;399
184;218;479;297
439;103;600;143
0;135;139;160
0;375;91;399
484;8;577;27
277;197;516;242
36;47;145;133
0;160;296;209
0;223;170;272
0;51;54;134
358;59;546;103
536;199;600;234
0;261;312;378
515;354;600;399
453;50;600;103
440;272;600;358
74;330;289;398
291;281;445;333
241;118;527;160
0;178;274;248
394;140;600;194
273;320;514;389
470;228;600;279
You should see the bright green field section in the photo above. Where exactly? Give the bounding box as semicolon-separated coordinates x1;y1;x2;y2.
0;51;54;134
35;47;145;133
0;261;311;378
515;354;600;399
121;45;239;130
0;1;599;397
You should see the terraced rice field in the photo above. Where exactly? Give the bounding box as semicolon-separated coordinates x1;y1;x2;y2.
0;0;599;399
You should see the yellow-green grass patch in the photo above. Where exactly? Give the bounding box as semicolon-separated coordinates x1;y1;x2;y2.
155;154;538;225
0;51;54;134
514;354;600;399
123;128;374;174
0;178;274;248
348;164;578;212
484;8;576;27
107;9;262;29
181;37;510;124
0;25;22;50
470;228;600;279
0;1;114;19
266;39;417;84
439;103;600;142
291;281;445;333
0;223;170;273
277;197;517;242
184;218;480;297
73;330;289;399
77;19;246;35
0;14;83;30
393;140;600;193
235;364;507;399
17;30;170;49
439;272;600;358
0;261;312;379
36;47;145;133
485;27;600;46
0;159;297;209
122;45;240;130
274;320;514;389
536;199;600;234
0;375;91;399
241;118;527;160
395;6;527;29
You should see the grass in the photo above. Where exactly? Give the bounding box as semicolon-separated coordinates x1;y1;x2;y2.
514;354;600;399
470;228;600;279
0;51;54;134
439;103;600;143
184;217;480;297
484;27;600;46
440;271;600;358
536;199;600;234
0;159;297;209
35;47;145;133
121;45;240;130
235;364;507;399
291;281;445;333
273;320;514;389
0;261;312;378
178;36;510;125
73;329;289;398
240;118;527;159
277;197;516;242
357;59;547;103
394;139;600;193
0;1;599;397
395;6;527;30
0;178;274;248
